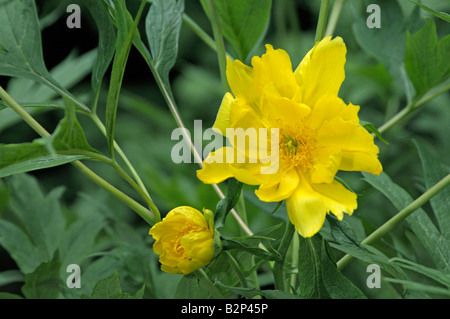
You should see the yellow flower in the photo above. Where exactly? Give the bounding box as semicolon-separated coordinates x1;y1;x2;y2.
197;36;382;238
149;206;214;275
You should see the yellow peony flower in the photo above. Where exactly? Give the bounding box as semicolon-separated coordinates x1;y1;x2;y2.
197;36;382;238
149;206;214;275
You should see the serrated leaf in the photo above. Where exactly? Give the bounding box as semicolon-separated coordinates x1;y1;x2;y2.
81;271;144;299
405;19;450;98
390;257;450;288
221;238;281;261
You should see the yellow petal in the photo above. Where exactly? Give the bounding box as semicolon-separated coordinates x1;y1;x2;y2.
252;44;298;99
212;92;234;135
197;146;276;186
295;36;346;107
226;56;258;104
255;168;299;202
311;150;342;184
308;95;359;130
318;117;382;175
286;175;357;237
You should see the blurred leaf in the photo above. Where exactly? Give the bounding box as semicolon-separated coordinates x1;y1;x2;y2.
201;0;272;61
83;0;117;109
352;0;420;101
362;172;450;272
21;251;62;299
105;0;146;157
0;293;23;299
214;178;243;229
81;271;144;299
408;0;450;23
405;19;450;98
174;273;211;299
414;140;450;235
145;0;185;85
215;282;299;299
0;270;24;287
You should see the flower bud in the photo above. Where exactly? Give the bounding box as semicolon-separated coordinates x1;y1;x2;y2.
149;206;215;275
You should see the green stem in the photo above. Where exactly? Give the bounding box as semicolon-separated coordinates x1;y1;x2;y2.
378;81;450;134
0;86;156;226
273;222;295;291
194;269;226;299
289;231;299;291
204;0;229;92
325;0;345;37
337;174;450;271
224;251;249;288
89;113;160;221
315;0;330;42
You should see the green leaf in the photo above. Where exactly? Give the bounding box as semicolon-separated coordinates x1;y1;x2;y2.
327;216;405;278
0;99;100;179
0;293;23;299
390;257;450;288
0;270;24;287
405;19;450;98
362;172;450;272
214;178;243;229
105;0;147;157
83;0;117;110
360;120;389;145
221;238;281;261
201;0;272;61
320;240;367;299
298;235;367;299
414;140;450;234
21;251;62;299
81;271;144;299
297;235;329;298
0;0;50;82
384;277;450;297
408;0;450;23
174;273;211;299
0;0;90;112
145;0;185;85
0;143;87;179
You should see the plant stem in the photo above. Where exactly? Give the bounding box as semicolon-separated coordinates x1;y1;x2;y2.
273;222;295;291
204;0;229;92
325;0;345;37
378;81;450;134
89;113;160;221
194;269;225;299
315;0;330;42
337;173;450;271
0;86;156;226
289;231;299;291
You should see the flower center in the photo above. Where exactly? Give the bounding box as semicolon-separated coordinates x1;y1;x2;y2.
279;124;316;172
